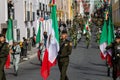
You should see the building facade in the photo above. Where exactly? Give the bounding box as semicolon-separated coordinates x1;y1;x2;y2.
0;0;8;34
56;0;73;22
112;0;120;27
0;0;50;41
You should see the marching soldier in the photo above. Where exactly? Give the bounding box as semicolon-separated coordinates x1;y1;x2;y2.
72;31;77;48
106;32;120;80
22;37;28;60
85;31;91;49
58;30;72;80
0;34;9;80
96;28;101;45
77;28;82;43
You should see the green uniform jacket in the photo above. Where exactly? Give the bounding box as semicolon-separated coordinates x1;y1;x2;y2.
58;39;72;62
0;42;9;58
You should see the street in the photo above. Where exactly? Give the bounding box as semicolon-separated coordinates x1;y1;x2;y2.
6;30;113;80
0;0;119;80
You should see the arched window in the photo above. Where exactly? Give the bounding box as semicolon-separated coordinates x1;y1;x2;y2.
33;27;35;36
27;28;30;38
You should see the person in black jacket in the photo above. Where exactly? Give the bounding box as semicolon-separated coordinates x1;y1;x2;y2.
0;34;9;80
22;37;28;60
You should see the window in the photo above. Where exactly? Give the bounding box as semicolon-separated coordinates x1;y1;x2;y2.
33;27;35;36
16;29;20;41
27;28;30;38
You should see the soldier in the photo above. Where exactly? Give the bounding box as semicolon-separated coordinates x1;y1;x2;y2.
72;31;77;48
43;32;48;47
58;30;72;80
85;31;91;49
106;32;120;80
11;41;21;76
0;34;9;80
38;40;45;66
96;28;101;45
77;28;82;43
22;37;28;60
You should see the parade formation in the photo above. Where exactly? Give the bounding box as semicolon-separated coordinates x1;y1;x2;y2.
0;0;120;80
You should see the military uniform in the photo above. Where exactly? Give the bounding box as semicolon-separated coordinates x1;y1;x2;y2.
72;32;77;48
0;42;9;80
77;29;82;43
106;41;120;80
85;32;91;49
58;39;72;80
22;38;28;60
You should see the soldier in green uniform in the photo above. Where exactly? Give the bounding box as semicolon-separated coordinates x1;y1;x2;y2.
0;34;9;80
58;30;72;80
106;32;120;80
85;31;91;49
96;28;101;44
72;31;77;48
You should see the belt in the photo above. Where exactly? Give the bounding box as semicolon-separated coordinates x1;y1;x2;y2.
14;53;20;55
60;56;69;58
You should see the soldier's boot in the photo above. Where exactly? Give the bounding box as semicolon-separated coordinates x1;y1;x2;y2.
14;65;18;76
15;70;18;76
40;60;42;66
87;45;89;49
113;73;117;80
86;43;89;49
113;77;116;80
107;66;110;77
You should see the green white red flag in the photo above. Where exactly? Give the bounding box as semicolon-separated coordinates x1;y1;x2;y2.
106;17;115;66
99;20;108;60
6;19;13;45
41;5;59;80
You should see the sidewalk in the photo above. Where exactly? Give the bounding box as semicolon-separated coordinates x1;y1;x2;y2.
27;47;38;59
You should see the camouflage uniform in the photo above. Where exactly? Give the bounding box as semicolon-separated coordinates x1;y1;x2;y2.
72;32;77;48
85;32;91;49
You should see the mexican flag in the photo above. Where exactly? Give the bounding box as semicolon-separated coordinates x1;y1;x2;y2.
36;19;41;44
106;17;115;66
99;20;108;60
6;19;13;45
36;18;44;44
6;19;13;69
49;0;55;4
36;19;45;61
41;5;59;80
83;21;89;34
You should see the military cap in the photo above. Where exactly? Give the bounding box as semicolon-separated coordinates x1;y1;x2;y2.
116;32;120;38
0;34;5;37
62;30;67;34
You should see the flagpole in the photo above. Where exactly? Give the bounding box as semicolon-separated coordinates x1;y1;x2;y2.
53;0;55;4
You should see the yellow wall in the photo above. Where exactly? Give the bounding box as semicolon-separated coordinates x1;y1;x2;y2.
68;0;73;20
112;0;120;26
56;0;73;21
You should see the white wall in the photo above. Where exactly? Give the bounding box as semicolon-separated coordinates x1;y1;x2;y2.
0;0;8;23
14;0;40;41
0;0;8;33
14;0;27;41
0;0;50;41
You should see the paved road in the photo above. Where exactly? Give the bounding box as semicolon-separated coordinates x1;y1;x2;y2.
6;30;113;80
